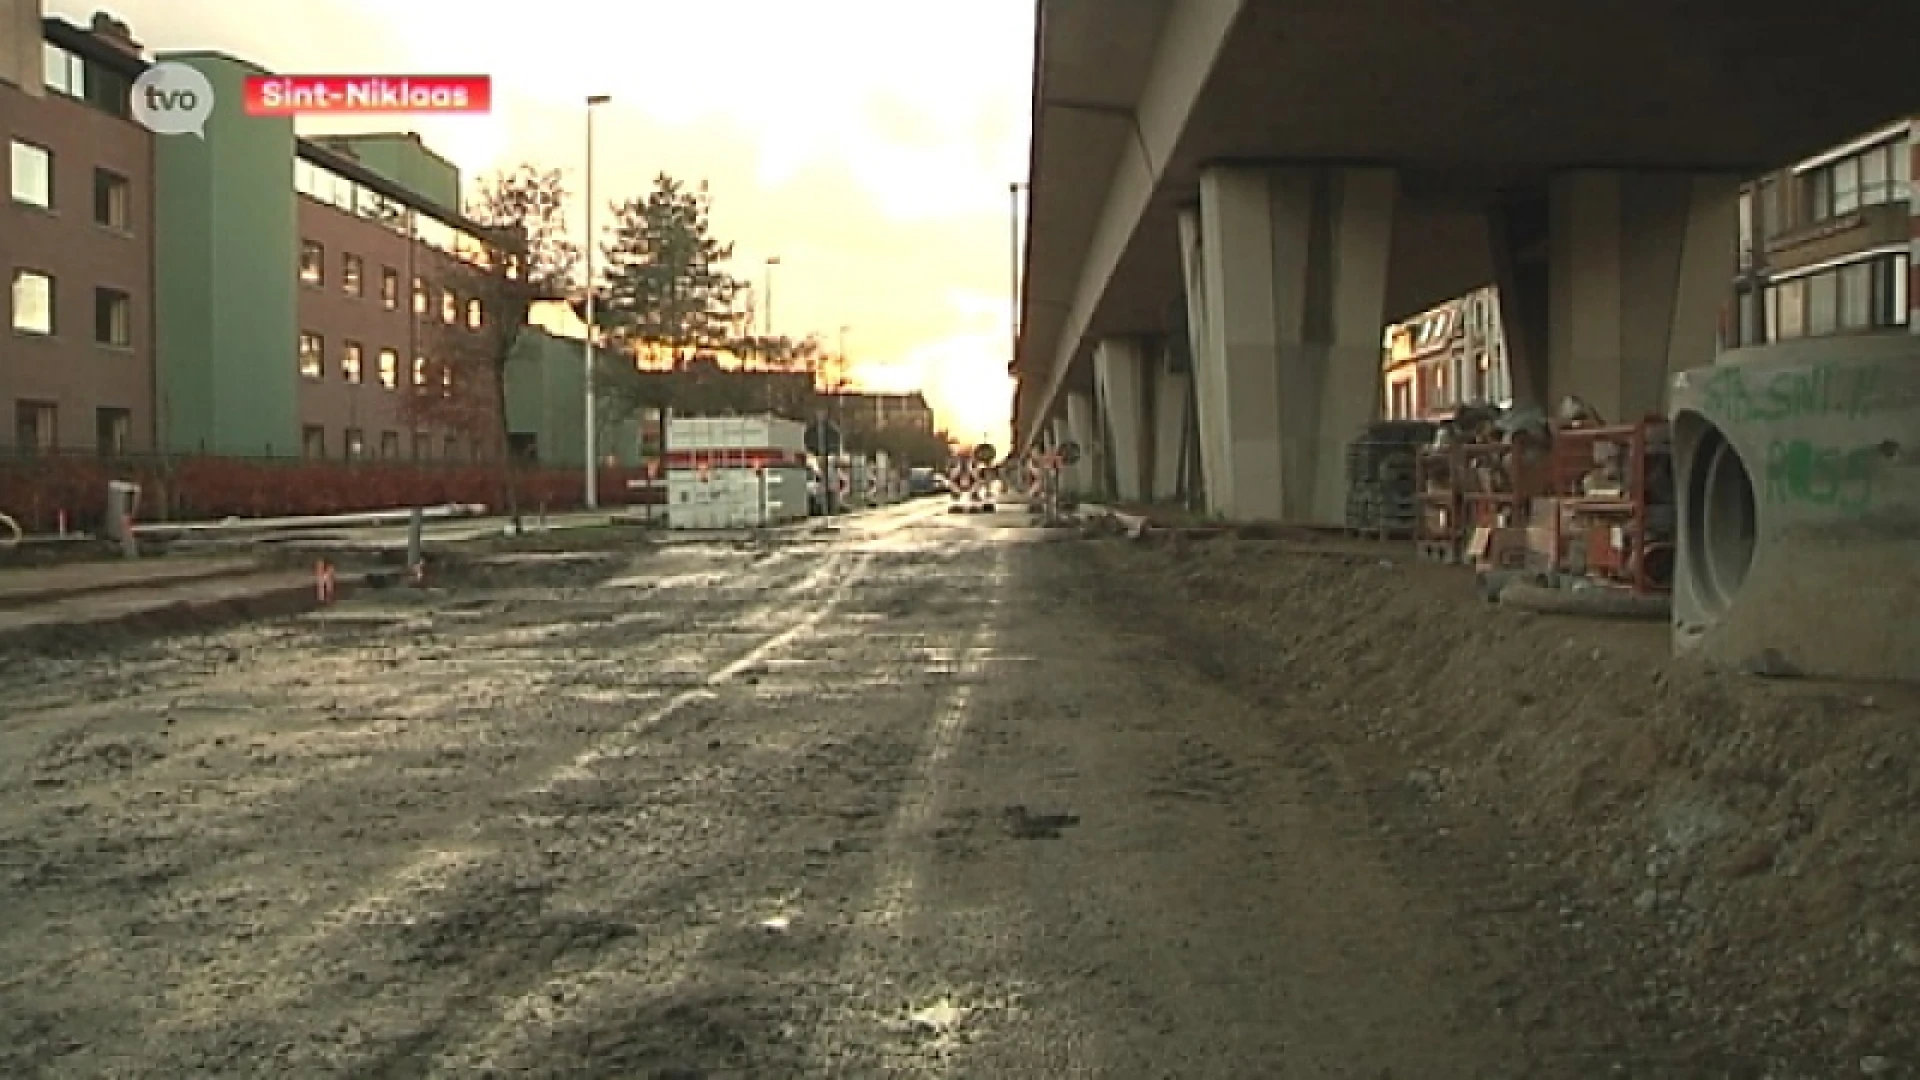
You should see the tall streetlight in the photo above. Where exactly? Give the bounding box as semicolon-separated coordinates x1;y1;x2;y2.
583;93;610;509
763;256;781;338
1009;181;1025;369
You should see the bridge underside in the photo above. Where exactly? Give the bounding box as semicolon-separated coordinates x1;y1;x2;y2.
1016;0;1920;522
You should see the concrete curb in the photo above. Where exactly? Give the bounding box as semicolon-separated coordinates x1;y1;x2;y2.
0;571;376;653
0;558;266;611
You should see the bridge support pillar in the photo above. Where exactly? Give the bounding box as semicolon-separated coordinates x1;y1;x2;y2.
1065;390;1096;496
1151;344;1190;502
1494;170;1739;423
1181;165;1395;524
1095;337;1148;503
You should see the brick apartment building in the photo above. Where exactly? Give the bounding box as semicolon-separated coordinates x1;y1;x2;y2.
1;10;152;456
2;2;625;470
1727;118;1914;348
1382;285;1511;421
289;134;496;464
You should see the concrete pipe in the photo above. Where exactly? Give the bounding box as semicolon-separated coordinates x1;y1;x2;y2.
1668;334;1920;683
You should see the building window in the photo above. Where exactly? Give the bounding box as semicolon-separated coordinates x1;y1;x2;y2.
342;253;364;296
1802;138;1909;224
1773;278;1806;340
444;434;460;460
412;431;431;460
440;366;455;395
1764;253;1907;342
380;431;400;459
299;332;324;378
467;298;483;329
1757;176;1784;240
344;428;366;459
96;407;130;456
94;288;130;346
10;140;52;208
1840;261;1873;331
93;169;129;229
381;267;400;309
1807;272;1837;336
302;425;326;459
441;289;457;324
413;277;428;315
378;348;399;389
1830;156;1860;217
1860;146;1891;207
43;43;85;97
300;240;324;285
342;341;364;383
12;270;55;334
1873;256;1908;327
15;400;56;452
412;355;429;387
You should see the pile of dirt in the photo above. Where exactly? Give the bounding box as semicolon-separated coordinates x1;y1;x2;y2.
1085;530;1920;1074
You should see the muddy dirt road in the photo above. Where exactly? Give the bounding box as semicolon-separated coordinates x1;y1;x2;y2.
1;501;1875;1077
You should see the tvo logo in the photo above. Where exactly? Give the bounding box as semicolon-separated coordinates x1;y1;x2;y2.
130;61;215;138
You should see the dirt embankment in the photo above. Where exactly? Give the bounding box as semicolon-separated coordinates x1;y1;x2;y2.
1085;531;1919;1075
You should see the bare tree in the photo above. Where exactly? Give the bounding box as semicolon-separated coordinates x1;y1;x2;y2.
401;166;577;532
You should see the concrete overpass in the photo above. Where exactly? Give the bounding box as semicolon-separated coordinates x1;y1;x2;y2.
1013;0;1920;523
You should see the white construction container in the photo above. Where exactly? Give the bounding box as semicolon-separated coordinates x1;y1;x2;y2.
667;415;806;455
663;414;812;529
666;465;813;529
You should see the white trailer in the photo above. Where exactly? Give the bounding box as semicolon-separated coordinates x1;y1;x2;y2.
665;415;811;529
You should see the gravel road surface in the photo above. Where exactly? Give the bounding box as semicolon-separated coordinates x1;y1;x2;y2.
0;501;1798;1077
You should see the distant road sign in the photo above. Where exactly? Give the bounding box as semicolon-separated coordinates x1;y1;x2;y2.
973;443;997;465
1062;441;1083;466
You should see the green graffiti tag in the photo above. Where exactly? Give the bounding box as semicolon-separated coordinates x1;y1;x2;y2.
1704;363;1885;425
1763;439;1884;514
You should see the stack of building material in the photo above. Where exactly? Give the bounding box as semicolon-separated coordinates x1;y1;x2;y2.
1344;420;1436;537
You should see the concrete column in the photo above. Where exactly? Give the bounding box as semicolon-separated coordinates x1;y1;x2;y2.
1489;196;1551;409
1151;344;1190;500
1065;391;1096;495
1538;171;1738;423
1094;338;1148;502
1177;206;1225;510
1189;165;1395;523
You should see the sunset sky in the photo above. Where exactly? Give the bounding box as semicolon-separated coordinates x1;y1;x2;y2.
51;0;1031;448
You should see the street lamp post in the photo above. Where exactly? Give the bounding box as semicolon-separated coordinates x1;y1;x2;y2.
1009;181;1023;360
763;256;781;338
583;93;610;509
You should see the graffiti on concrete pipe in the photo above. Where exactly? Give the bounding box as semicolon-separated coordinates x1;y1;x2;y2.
1703;362;1887;426
1762;438;1885;514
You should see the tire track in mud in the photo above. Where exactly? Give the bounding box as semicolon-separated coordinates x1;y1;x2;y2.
405;535;1008;1077
141;552;870;1046
0;543;863;1076
799;540;1017;1077
417;544;986;1077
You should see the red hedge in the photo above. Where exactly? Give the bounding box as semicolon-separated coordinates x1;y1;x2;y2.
0;454;645;534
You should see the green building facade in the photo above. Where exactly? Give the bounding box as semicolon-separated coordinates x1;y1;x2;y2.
506;329;641;468
148;54;604;469
153;52;299;458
